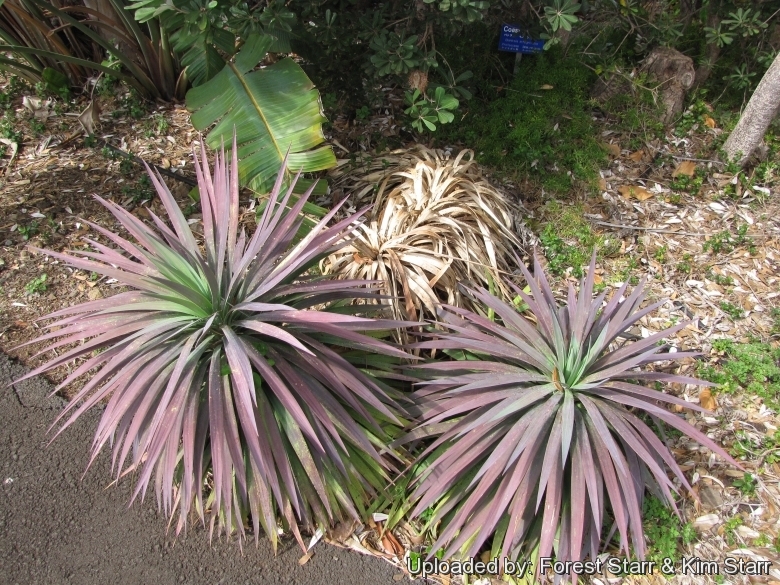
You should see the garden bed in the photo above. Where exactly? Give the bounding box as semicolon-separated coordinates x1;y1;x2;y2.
1;76;780;584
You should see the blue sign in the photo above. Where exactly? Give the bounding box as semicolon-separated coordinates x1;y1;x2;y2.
498;24;545;54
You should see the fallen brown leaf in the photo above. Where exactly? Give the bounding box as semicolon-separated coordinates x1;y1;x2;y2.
700;388;717;411
77;100;100;136
380;530;404;557
328;520;358;544
672;160;696;177
693;513;720;531
704;116;716;128
602;143;621;158
399;522;424;546
618;185;654;201
629;149;645;162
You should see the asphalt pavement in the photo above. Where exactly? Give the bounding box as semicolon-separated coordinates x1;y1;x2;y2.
0;352;403;585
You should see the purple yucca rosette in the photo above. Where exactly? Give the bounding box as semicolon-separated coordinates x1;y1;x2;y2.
15;139;416;550
404;252;739;576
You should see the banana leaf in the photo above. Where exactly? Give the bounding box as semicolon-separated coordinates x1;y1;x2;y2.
186;33;336;202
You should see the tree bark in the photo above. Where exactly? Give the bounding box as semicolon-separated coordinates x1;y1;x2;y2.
722;52;780;167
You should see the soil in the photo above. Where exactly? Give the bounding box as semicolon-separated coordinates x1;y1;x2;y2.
0;352;403;585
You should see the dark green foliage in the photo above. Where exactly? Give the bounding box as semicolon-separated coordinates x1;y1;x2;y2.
121;175;154;203
120;89;147;119
0;0;182;99
670;168;706;194
598;81;665;151
0;110;21;143
439;53;605;193
675;98;713;137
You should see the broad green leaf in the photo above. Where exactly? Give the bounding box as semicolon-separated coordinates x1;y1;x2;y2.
186;33;336;196
438;95;459;110
181;41;225;87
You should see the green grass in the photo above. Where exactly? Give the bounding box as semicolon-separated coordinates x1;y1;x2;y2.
437;52;606;193
698;339;780;409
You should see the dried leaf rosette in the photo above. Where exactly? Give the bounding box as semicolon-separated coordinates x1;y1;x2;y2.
404;254;738;573
15;142;415;549
324;147;531;341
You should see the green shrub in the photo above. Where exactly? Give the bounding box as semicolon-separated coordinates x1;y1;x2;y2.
438;52;606;193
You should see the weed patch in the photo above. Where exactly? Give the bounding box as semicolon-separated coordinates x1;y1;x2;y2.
643;496;696;570
699;339;780;409
536;201;617;277
703;223;756;255
24;274;47;295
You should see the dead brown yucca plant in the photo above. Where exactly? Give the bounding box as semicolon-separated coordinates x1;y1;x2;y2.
323;147;530;341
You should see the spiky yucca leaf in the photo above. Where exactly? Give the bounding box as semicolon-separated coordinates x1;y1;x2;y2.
323;147;531;341
15;142;415;549
405;254;738;574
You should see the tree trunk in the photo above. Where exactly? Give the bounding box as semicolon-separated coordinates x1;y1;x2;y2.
722;52;780;167
641;47;695;125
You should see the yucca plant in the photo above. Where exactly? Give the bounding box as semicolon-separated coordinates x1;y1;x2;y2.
14;142;415;549
323;147;530;342
404;254;738;574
